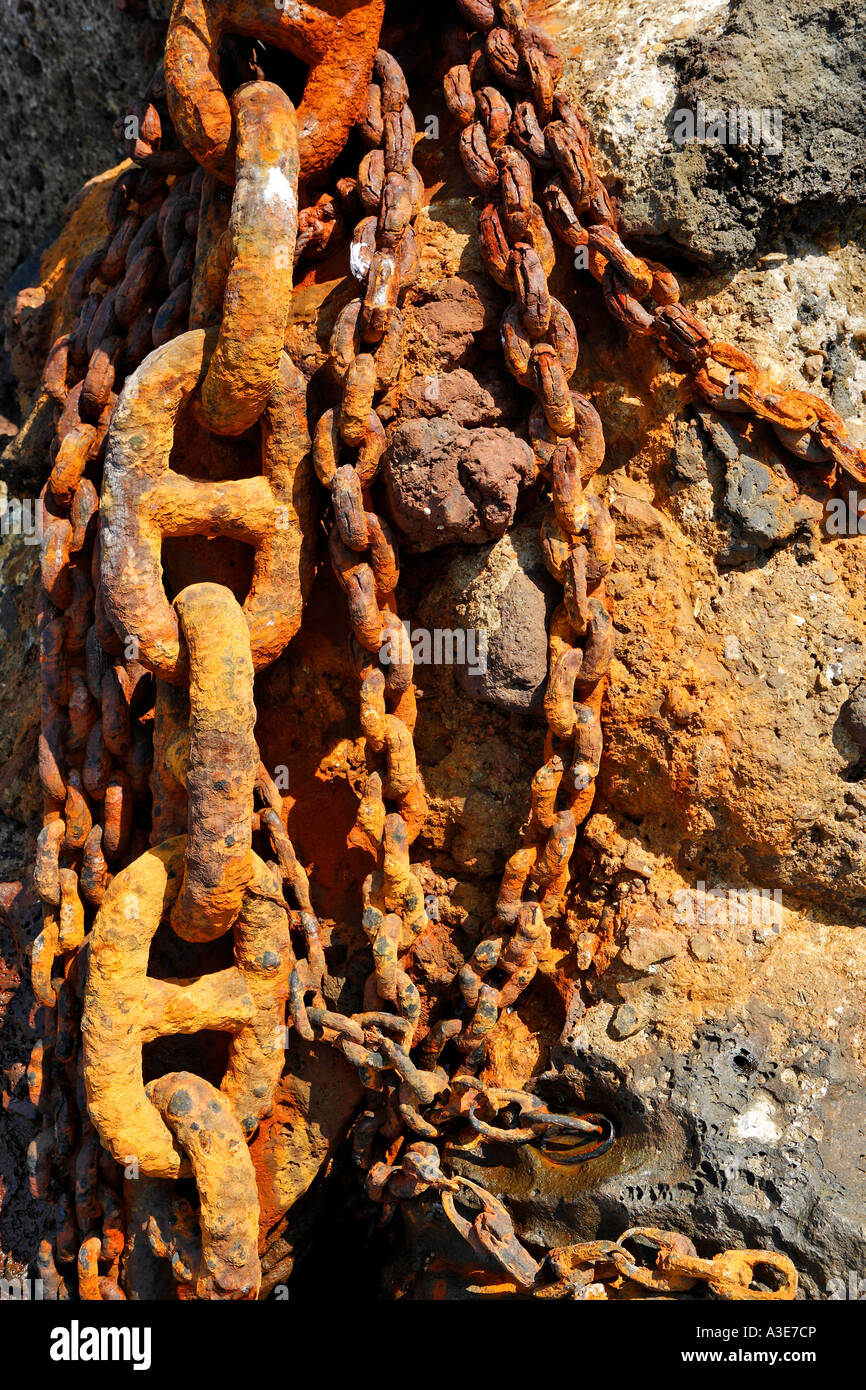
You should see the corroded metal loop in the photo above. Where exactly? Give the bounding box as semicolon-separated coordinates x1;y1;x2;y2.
340;354;378;445
196;82;299;437
329;298;404;388
612;1227;700;1295
655;1246;799;1301
586;223;652;298
313;402;386;487
82;837;290;1175
444;64;475;126
532;344;576;435
144;1073;261;1299
529;392;605;478
551;439;590;538
100;328;314;682
485;23;561;94
373;48;410;112
602;266;656;336
510;242;552;338
168;584;256;942
497;146;533;239
537;1112;616;1164
456;0;496;30
501;295;577;386
165;0;386;182
476;85;512;149
441;1176;542;1288
468;1086;605;1144
459;121;499;189
652;302;713;366
511;98;553;166
545;120;594;213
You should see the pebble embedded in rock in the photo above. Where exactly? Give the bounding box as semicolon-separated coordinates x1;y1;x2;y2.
610;999;649;1040
620;926;683;971
411;275;502;369
432;521;561;717
396;366;522;429
842;680;866;746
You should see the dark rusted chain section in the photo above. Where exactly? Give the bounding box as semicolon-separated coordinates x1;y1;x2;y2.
273;43;619;1259
302;41;443;1164
437;0;617;1088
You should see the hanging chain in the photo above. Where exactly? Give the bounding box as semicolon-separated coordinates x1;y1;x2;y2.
6;0;806;1300
448;0;866;487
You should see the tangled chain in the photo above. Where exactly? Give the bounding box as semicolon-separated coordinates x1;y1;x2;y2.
1;0;814;1301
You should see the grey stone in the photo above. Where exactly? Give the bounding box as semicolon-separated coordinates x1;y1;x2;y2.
841;681;866;746
609;1000;649;1039
570;0;866;270
436;521;561;718
620;927;683;972
0;2;158;290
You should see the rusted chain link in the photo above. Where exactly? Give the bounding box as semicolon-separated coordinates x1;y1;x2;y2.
442;0;616;1076
164;0;385;182
25;75;206;1295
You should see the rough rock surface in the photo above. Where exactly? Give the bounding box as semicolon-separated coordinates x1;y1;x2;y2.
0;0;159;427
421;518;560;717
547;0;866;269
2;0;866;1300
0;1;157;290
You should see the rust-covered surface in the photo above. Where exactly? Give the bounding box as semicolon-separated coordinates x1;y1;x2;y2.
1;0;864;1306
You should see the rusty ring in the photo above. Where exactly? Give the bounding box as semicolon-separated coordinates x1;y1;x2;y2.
165;0;385;183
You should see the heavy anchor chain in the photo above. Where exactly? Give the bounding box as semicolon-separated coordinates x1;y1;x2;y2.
22;42;221;1304
14;0;807;1300
81;68;314;1298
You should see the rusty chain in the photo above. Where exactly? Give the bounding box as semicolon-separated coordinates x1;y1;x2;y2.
24;65;206;1297
1;0;809;1300
447;0;866;488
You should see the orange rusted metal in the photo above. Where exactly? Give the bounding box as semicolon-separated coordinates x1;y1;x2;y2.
165;0;385;183
100;328;314;682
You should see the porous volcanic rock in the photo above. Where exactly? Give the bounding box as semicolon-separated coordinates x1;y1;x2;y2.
547;0;866;270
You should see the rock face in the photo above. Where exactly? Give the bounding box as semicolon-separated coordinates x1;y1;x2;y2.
0;1;157;292
419;519;560;717
549;0;866;269
2;0;866;1301
0;0;159;434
